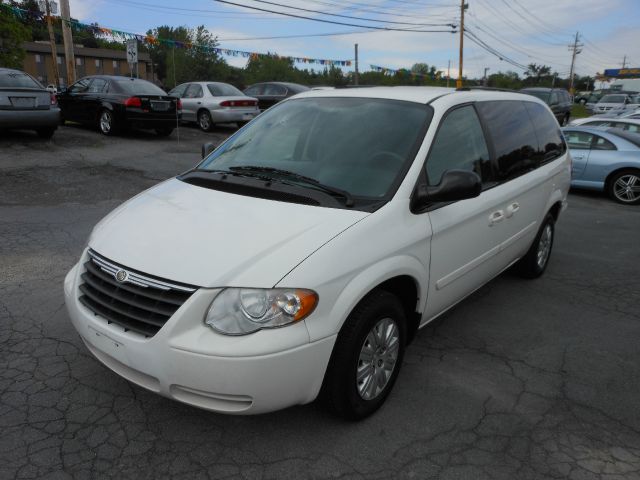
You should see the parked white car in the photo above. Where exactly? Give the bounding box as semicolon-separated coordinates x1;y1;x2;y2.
168;81;259;131
64;87;570;419
591;93;637;115
569;116;640;133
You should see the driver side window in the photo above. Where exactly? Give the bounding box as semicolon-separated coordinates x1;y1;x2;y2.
68;78;90;94
426;106;492;186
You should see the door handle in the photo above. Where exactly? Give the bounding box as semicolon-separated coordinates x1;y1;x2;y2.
505;202;520;218
573;155;584;159
197;101;201;104
489;210;505;226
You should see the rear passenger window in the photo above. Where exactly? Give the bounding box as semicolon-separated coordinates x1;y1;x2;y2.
426;105;492;186
564;131;593;149
592;136;616;151
523;102;566;162
476;101;538;181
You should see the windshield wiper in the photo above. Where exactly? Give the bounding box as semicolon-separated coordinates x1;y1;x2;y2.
229;166;354;207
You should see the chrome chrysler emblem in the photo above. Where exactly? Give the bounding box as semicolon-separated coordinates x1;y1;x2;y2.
115;269;128;283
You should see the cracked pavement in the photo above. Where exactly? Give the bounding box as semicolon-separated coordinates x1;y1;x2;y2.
1;124;640;479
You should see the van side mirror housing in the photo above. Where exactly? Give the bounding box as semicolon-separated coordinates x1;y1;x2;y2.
412;169;482;211
201;142;215;159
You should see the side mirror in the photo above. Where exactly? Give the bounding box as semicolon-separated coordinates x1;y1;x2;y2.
201;142;215;159
412;169;482;210
58;86;67;94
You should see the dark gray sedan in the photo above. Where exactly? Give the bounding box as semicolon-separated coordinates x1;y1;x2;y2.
0;68;60;138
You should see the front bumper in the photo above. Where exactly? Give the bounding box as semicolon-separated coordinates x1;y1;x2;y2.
210;108;258;123
64;258;335;414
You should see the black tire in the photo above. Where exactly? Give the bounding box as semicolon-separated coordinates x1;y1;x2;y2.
321;290;406;420
36;127;56;139
514;213;555;279
97;109;117;136
155;128;174;137
198;110;213;132
607;169;640;205
59;113;66;126
561;113;570;126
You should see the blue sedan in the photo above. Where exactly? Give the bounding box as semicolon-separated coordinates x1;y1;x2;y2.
562;126;640;205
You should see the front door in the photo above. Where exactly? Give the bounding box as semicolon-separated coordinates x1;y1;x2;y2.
60;78;91;122
181;83;203;122
564;130;593;178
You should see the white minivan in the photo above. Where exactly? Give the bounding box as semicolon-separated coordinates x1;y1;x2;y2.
64;87;571;419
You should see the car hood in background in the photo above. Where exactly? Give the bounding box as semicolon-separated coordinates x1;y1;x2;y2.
88;178;368;287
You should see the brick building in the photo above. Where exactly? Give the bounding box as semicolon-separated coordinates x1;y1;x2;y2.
22;41;155;87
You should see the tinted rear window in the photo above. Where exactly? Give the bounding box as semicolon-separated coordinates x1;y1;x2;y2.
114;79;166;95
476;101;538;180
0;71;42;88
607;128;640;147
207;83;243;96
523;101;567;162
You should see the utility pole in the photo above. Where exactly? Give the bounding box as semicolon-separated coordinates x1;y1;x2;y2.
457;0;467;88
568;31;583;95
354;43;359;86
483;67;489;86
622;55;627;69
447;59;451;88
43;0;60;88
59;0;76;86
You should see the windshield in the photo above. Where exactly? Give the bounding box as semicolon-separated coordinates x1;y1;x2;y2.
198;97;432;199
599;95;626;104
0;71;42;88
522;90;550;102
207;83;243;96
114;79;166;96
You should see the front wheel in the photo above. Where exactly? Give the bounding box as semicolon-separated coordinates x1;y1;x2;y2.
321;290;406;420
608;169;640;205
514;213;555;278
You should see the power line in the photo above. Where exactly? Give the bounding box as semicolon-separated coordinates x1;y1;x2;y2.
212;0;457;32
224;0;456;26
218;30;371;41
463;28;528;70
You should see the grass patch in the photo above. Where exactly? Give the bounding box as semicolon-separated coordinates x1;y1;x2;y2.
571;104;589;119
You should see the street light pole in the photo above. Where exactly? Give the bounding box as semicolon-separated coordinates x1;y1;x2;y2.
59;0;76;86
483;67;489;86
457;0;466;88
43;0;60;88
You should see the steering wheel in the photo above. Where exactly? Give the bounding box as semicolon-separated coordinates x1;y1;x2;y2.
369;151;405;167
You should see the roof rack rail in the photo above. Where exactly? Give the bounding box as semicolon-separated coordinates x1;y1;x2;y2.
456;86;516;92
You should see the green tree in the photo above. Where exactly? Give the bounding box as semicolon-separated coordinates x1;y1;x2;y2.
244;54;298;84
487;71;522;89
524;63;552;86
0;7;29;69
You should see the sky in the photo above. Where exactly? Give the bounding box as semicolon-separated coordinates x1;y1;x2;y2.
66;0;640;80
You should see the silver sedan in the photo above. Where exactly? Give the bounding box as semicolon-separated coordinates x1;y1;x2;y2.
168;82;259;131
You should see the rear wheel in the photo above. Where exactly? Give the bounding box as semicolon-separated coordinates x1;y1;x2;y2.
514;213;555;278
608;169;640;205
198;110;213;131
98;109;117;135
36;127;56;139
321;290;406;420
155;128;174;137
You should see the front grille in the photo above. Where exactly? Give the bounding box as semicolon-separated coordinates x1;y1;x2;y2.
78;250;197;337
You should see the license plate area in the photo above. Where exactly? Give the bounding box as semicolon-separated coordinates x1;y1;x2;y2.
10;97;36;109
150;101;170;111
88;327;129;364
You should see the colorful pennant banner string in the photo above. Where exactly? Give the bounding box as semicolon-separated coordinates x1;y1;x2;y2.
370;64;442;79
1;5;353;67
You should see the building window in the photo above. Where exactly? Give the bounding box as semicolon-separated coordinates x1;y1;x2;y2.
57;55;63;65
76;57;83;66
112;60;117;68
35;54;42;63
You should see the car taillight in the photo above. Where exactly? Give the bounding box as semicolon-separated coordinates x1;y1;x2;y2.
124;97;142;108
50;93;57;105
220;100;232;107
177;99;182;111
220;100;257;107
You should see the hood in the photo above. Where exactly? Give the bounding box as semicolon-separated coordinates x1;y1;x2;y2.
89;178;368;288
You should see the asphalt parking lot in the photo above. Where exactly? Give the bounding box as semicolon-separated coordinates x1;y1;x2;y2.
1;124;640;480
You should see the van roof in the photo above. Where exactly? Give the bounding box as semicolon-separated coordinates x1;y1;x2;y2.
293;86;544;106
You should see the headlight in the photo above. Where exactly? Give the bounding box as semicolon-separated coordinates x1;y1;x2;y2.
205;288;318;335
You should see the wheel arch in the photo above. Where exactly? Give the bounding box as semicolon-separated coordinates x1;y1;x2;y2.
604;166;640;193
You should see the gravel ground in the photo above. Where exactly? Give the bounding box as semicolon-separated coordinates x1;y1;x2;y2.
1;124;640;480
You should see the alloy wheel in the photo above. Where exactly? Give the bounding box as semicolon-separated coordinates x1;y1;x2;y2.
100;111;112;134
613;174;640;203
536;224;553;269
199;112;211;131
356;317;400;401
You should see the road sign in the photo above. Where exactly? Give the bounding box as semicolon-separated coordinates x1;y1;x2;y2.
126;39;138;65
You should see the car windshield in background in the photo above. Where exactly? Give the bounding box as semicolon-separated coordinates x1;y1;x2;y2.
114;80;166;96
522;90;550;101
599;95;626;103
0;71;42;88
198;97;432;199
207;83;243;96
